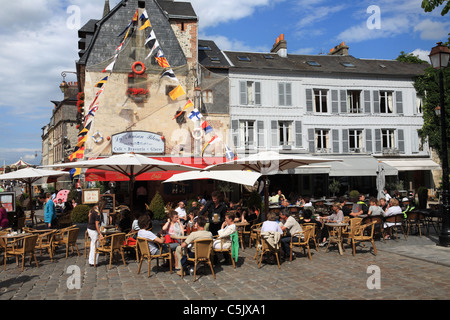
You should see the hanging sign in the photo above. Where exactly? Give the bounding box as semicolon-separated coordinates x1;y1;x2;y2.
112;131;165;154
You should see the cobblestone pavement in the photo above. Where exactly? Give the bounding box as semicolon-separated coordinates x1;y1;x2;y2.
1;222;449;301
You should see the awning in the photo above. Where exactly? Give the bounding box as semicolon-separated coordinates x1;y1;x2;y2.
85;156;227;182
327;156;398;177
381;158;441;171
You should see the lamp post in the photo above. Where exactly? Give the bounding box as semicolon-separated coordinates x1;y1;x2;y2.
59;71;77;94
429;42;450;247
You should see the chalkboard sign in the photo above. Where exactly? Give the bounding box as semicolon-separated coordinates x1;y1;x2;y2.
0;192;16;212
100;194;115;216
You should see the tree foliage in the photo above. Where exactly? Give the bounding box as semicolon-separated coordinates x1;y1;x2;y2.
422;0;450;15
396;51;428;64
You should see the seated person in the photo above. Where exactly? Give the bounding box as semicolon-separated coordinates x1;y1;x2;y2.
279;209;303;258
213;211;237;250
175;215;213;276
300;209;322;229
137;214;170;255
261;212;282;233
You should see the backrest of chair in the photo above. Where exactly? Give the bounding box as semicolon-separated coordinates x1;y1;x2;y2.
251;223;262;232
301;225;313;243
137;237;151;256
111;233;126;251
67;228;80;243
303;223;316;237
17;217;26;229
407;211;419;220
194;239;213;260
23;235;39;253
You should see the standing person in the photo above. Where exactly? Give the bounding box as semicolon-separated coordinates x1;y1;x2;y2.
0;202;9;229
384;189;392;202
175;201;187;225
279;209;303;258
200;191;227;236
44;193;57;229
87;199;106;267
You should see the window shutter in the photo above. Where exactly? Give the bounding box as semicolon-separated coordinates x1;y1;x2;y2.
231;120;239;148
278;83;285;106
365;129;373;153
331;90;339;114
396;91;403;115
342;129;349;153
286;83;292;106
239;81;247;105
340;90;347;113
332;129;339;153
306;89;313;112
295;121;302;148
373;91;380;113
364;90;371;114
271;121;278;147
257;121;264;147
308;128;315;153
255;82;261;105
375;129;381;153
397;129;405;153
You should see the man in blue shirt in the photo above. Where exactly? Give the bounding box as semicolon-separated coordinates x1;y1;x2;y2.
44;193;57;228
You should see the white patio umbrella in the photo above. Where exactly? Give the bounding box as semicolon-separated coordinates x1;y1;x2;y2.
0;167;70;225
204;151;341;216
376;161;386;201
163;170;262;187
42;153;197;211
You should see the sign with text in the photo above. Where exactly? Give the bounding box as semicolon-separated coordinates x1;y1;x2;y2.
82;189;100;205
112;131;165;154
0;192;15;212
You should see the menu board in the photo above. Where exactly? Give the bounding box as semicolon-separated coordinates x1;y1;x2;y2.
0;192;15;212
100;194;115;215
82;189;100;205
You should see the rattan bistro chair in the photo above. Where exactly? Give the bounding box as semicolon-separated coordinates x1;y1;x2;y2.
350;221;377;256
53;227;80;259
95;232;126;269
35;230;57;262
4;234;39;271
136;237;172;277
290;225;313;261
182;239;215;282
405;211;425;239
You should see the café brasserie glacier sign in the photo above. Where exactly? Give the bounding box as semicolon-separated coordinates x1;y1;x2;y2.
112;131;165;154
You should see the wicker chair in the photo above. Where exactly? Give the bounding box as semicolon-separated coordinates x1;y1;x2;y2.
53;227;80;259
383;214;406;241
350;221;377;256
123;230;139;261
303;223;320;251
342;217;362;244
35;230;57;262
258;235;281;269
136;237;172;277
4;234;39;271
95;232;126;269
405;211;425;239
212;235;236;269
249;222;262;248
182;239;215;282
290;225;313;261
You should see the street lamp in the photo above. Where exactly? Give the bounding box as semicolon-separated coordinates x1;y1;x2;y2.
429;41;450;247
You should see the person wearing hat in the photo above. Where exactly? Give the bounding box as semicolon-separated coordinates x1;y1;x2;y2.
402;197;415;219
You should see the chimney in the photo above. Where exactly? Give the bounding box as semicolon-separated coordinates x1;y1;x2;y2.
328;42;349;56
103;0;110;18
271;34;287;58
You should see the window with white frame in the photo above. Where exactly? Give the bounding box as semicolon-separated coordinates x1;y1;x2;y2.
382;129;395;149
380;91;394;113
347;90;362;113
417;95;423;114
316;129;329;151
314;89;328;113
239;81;261;105
278;82;292;106
240;120;255;148
202;90;213;104
349;129;363;151
279;121;293;146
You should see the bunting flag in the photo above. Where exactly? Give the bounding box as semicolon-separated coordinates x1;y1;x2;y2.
201;121;213;134
76;135;88;148
201;135;221;157
173;99;194;120
145;39;159;60
69;146;85;161
188;108;203;121
117;22;132;37
95;76;108;88
102;60;116;73
132;9;139;22
139;19;151;30
169;84;186;101
224;144;237;161
69;168;81;180
155;49;170;68
145;30;156;46
160;69;178;82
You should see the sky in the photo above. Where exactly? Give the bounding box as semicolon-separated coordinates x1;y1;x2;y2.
0;0;448;166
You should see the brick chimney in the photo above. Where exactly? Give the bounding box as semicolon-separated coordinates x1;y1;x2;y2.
328;42;349;56
271;34;287;58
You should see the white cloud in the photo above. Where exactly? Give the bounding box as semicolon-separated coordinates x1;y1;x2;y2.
411;48;430;62
414;19;450;40
202;33;269;52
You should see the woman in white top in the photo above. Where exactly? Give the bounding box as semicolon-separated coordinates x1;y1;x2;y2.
383;198;403;239
162;210;184;269
213;211;237;249
368;197;385;217
261;212;283;233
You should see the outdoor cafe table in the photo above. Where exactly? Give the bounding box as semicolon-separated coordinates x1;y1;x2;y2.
0;232;32;241
324;222;348;256
170;234;188;241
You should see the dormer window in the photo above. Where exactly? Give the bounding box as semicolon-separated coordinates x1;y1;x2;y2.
237;56;251;62
341;62;355;68
306;61;321;66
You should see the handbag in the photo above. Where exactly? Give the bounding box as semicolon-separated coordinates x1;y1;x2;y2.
164;234;174;243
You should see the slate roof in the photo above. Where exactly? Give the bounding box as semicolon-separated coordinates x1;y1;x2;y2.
78;0;194;72
157;0;197;20
222;51;428;78
198;39;231;69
